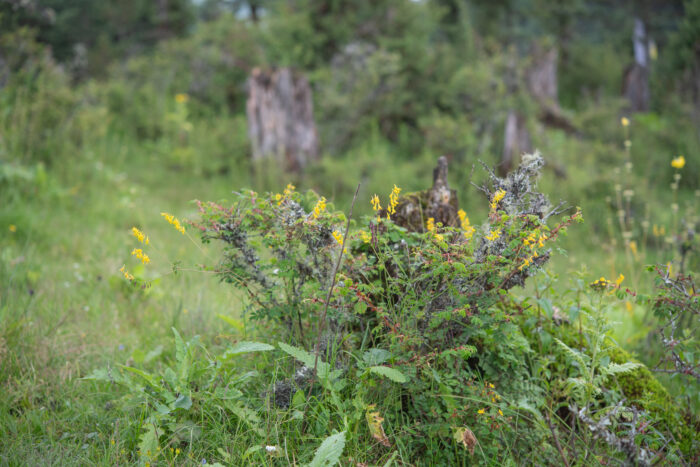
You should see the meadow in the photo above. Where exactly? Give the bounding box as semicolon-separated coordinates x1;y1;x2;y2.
1;2;699;465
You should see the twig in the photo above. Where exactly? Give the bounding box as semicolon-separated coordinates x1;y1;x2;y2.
307;183;361;400
545;408;570;467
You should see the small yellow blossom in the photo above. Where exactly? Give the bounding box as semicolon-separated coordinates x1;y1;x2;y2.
621;116;630;127
387;185;401;219
498;409;504;416
628;240;638;257
485;229;501;241
161;212;185;234
311;196;327;219
671;155;686;169
458;209;475;240
332;230;343;245
9;224;16;232
477;408;486;415
277;183;296;205
360;230;372;244
131;227;149;245
175;93;189;104
426;217;435;233
370;194;382;212
111;439;115;445
590;276;609;290
131;248;150;264
119;265;134;281
488;383;495;389
175;448;181;455
615;273;625;288
490;189;506;212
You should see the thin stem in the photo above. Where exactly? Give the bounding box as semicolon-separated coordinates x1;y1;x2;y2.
307;183;361;400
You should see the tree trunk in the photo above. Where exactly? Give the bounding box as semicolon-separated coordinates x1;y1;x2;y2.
246;67;320;172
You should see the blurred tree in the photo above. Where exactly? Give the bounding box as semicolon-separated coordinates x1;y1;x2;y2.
0;0;194;76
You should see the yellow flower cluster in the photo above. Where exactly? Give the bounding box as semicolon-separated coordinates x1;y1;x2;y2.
519;230;547;270
332;230;343;245
370;194;382;222
457;209;475;240
119;265;134;281
387;185;401;220
652;224;666;237
161;212;185;234
131;227;149;245
311;196;327;219
671;155;685;169
485;228;501;241
131;248;150;264
359;230;372;244
425;217;444;242
490;189;506;212
275;183;296;205
175;93;189;104
621;116;630;127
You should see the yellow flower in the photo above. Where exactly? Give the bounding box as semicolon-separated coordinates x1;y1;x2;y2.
387;184;401;219
360;230;372;244
490;189;507;212
119;265;134;281
426;217;435;233
615;273;624;288
498;409;504;416
332;230;343;246
671;155;685;169
175;93;189;104
311;196;327;219
458;209;475;240
9;224;16;232
175;448;181;455
161;212;185;234
278;183;295;205
131;248;150;264
621;116;630;127
628;240;638;257
131;227;149;244
370;194;382;212
111;439;115;445
485;229;501;241
488;383;495;389
477;408;486;415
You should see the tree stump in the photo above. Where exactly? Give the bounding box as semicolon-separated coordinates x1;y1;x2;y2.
390;156;460;232
623;18;650;112
246;67;320;172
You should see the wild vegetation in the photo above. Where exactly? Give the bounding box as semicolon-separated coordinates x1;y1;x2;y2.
1;0;699;465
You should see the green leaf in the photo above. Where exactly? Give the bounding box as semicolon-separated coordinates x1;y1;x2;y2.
219;341;274;361
369;366;408;383
306;431;346;467
217;314;245;332
278;342;332;380
173;394;192;410
138;422;159;460
363;348;391;366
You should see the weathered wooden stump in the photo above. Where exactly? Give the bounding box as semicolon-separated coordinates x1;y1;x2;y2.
390;156;460;232
246;67;320;172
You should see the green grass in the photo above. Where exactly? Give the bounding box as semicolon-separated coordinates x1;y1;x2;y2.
1;117;697;463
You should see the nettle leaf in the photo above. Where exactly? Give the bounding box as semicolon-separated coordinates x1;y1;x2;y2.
138;422;159;460
173;393;192;410
363;348;391;366
369;366;408;383
306;431;346;467
218;341;274;361
278;342;333;380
